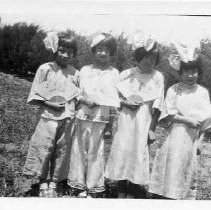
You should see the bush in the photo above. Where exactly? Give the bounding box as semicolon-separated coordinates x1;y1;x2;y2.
2;20;211;95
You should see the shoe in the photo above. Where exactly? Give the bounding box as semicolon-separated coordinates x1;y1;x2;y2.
48;187;57;198
78;190;87;198
118;192;127;198
88;192;104;198
48;182;58;197
87;194;93;199
39;189;49;197
39;182;49;197
126;193;134;199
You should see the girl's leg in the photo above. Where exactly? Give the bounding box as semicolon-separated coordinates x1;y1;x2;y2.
128;182;148;199
23;117;58;196
68;119;90;195
48;181;58;197
117;180;128;198
39;179;49;197
150;193;175;200
86;121;107;197
49;118;75;197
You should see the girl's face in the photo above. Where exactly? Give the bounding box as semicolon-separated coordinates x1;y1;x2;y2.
136;53;157;73
181;68;199;86
95;45;110;63
55;46;74;68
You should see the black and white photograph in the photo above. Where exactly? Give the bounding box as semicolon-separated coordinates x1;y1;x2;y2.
1;0;211;209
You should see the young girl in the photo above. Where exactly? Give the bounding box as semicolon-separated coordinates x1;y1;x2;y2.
105;33;164;198
68;33;120;198
23;32;80;197
149;44;210;200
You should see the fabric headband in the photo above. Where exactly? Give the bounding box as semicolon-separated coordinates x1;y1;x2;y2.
90;33;107;49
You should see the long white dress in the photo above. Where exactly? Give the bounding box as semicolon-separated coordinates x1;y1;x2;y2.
68;65;120;193
149;83;210;199
105;68;164;185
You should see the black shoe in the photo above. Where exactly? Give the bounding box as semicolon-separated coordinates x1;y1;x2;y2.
88;192;105;198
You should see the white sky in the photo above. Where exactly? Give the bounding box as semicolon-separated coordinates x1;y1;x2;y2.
1;0;211;45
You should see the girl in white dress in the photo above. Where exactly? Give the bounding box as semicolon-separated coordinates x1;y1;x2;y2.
149;45;210;200
68;33;120;198
105;34;164;198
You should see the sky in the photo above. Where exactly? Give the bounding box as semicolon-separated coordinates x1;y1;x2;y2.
1;0;211;45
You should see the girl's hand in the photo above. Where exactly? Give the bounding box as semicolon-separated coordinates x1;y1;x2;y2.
44;101;66;110
148;130;157;145
186;117;202;128
171;115;202;129
79;97;97;108
112;118;119;136
121;100;140;111
197;133;204;155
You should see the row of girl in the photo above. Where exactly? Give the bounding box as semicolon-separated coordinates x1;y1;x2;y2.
22;31;211;199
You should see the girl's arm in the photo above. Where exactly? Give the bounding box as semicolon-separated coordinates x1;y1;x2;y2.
108;107;120;137
148;108;161;145
27;65;49;106
148;72;165;145
120;99;140;110
28;64;66;109
30;99;65;109
78;96;97;108
150;109;161;132
44;100;65;109
168;114;202;128
76;66;98;108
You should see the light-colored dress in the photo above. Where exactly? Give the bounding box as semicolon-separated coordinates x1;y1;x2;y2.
105;67;164;186
23;62;79;182
149;83;210;199
68;64;120;193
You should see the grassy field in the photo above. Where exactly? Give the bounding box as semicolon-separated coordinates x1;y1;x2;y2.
1;72;211;199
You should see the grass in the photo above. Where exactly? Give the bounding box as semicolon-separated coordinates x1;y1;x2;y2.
1;71;211;198
0;72;39;196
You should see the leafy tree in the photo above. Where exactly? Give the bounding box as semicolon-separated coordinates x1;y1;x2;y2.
1;20;211;96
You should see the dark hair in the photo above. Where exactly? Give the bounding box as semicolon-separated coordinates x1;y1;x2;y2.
134;43;159;66
57;36;78;58
91;33;117;56
179;57;203;79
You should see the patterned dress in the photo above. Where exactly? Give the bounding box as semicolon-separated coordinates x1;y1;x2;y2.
149;83;210;199
23;62;79;182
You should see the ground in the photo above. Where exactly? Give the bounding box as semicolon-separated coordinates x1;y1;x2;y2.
1;72;211;199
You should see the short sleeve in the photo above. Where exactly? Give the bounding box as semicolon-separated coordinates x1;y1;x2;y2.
78;66;89;89
119;69;131;82
69;69;81;101
76;66;88;100
112;68;120;87
152;72;165;111
73;69;80;87
27;64;49;104
203;88;210;103
159;84;179;120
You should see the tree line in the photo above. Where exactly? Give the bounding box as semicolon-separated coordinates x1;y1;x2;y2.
1;21;211;94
